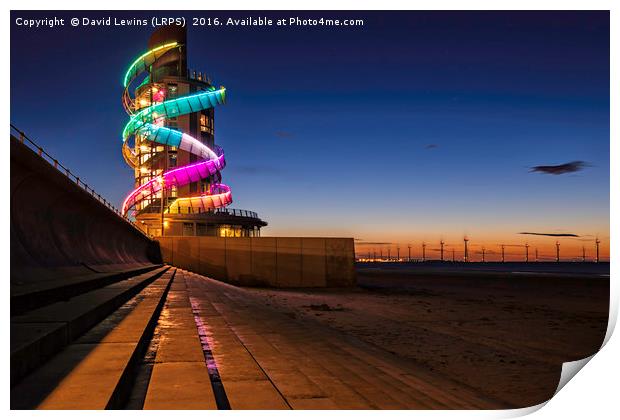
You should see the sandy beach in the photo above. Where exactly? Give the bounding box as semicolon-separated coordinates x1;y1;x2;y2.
240;263;609;408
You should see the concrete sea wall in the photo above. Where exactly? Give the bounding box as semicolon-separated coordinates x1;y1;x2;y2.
156;236;356;287
11;136;162;287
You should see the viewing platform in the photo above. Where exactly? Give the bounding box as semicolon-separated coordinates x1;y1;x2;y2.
137;206;267;237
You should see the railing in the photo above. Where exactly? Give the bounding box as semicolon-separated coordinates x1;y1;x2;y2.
139;205;260;219
187;69;212;84
10;124;150;238
189;207;259;219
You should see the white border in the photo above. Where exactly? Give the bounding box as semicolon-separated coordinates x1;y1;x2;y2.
3;2;617;419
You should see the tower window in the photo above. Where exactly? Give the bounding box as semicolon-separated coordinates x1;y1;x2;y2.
183;223;194;236
167;84;178;99
200;113;211;133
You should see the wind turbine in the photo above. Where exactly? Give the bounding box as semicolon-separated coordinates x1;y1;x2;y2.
440;239;445;262
525;242;529;263
463;236;469;262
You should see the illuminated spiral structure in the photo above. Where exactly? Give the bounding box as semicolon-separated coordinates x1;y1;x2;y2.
120;27;266;237
121;41;231;217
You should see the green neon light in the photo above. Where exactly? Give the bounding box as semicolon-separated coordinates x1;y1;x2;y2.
122;41;178;87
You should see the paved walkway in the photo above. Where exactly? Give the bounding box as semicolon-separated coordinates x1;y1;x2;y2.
12;268;500;409
177;270;497;409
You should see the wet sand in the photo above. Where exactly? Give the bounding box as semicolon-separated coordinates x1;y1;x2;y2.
241;263;609;408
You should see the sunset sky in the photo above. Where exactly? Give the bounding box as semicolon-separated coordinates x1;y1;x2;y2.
10;11;609;260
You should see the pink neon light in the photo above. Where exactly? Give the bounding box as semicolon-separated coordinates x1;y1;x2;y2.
121;151;227;215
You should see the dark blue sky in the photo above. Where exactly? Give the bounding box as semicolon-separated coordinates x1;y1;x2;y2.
10;11;609;256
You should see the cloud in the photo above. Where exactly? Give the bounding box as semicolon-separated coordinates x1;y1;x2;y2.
425;144;438;149
530;161;587;175
275;130;295;139
518;232;580;237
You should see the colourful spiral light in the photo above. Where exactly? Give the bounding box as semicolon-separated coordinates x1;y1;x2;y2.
120;42;232;217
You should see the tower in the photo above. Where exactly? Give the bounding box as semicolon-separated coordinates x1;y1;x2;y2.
422;242;426;262
407;244;411;262
481;246;486;263
556;241;560;262
501;244;505;263
596;237;600;263
121;26;266;237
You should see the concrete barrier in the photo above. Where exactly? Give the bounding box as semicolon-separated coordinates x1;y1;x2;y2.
156;236;356;287
10;136;162;289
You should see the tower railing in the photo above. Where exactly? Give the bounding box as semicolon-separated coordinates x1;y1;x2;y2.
187;69;212;84
10;124;150;238
138;205;259;219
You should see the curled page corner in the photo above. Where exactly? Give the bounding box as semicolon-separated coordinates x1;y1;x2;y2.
543;278;617;408
494;401;548;418
554;355;595;397
493;354;599;419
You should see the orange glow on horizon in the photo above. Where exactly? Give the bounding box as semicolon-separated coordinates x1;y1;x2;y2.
353;237;609;262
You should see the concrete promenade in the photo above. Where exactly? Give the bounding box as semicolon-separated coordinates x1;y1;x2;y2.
148;270;497;409
12;268;499;409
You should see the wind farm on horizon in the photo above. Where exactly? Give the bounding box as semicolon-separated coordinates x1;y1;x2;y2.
355;235;606;263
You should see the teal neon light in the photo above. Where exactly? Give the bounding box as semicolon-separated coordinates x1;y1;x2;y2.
122;88;226;140
137;124;183;147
